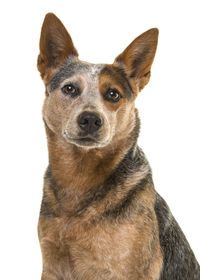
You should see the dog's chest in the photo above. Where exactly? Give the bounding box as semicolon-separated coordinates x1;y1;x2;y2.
50;217;162;280
39;191;162;279
62;222;136;279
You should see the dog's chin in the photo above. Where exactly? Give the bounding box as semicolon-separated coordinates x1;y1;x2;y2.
63;132;109;149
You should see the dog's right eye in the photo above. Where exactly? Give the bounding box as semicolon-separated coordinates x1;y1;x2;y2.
104;88;122;103
62;84;79;97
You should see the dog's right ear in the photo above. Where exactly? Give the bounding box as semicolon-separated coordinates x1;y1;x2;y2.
114;28;158;92
37;13;78;78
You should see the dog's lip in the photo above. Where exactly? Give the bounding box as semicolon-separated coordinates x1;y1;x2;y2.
74;137;97;143
78;137;95;142
63;132;98;144
63;131;111;147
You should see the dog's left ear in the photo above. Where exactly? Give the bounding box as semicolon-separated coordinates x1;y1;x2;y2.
114;28;159;91
37;13;78;78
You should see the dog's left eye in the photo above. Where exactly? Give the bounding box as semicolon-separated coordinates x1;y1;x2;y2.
104;88;122;103
62;84;79;97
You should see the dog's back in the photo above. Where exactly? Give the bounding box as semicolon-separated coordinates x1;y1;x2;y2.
155;194;200;279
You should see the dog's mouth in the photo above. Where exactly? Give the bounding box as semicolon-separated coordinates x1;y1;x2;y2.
63;132;99;147
75;137;97;145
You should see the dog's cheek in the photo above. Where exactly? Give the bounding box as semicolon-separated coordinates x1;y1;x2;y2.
98;108;115;144
115;103;135;136
42;94;63;134
64;112;80;139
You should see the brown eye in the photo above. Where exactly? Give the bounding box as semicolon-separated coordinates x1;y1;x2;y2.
62;84;79;97
104;88;122;103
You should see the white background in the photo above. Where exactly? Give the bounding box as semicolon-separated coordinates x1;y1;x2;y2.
0;0;200;279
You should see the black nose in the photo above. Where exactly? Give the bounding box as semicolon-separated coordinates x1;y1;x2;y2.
78;111;103;133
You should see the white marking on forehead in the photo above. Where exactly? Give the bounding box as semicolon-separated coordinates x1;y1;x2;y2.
79;64;105;110
82;65;102;95
89;63;104;78
82;63;104;85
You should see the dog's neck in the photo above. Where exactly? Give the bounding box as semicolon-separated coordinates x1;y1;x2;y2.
46;125;136;196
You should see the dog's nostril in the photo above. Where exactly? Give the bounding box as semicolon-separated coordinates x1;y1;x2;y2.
95;119;101;127
79;118;89;126
78;111;103;133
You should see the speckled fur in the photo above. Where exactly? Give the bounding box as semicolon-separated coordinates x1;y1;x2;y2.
37;13;200;280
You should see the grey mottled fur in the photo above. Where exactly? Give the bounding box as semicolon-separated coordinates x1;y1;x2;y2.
48;57;103;93
155;193;200;279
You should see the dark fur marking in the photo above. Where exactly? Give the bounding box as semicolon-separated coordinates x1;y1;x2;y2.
45;166;60;202
155;193;200;279
102;176;149;218
40;188;57;217
76;147;135;215
48;58;90;92
129;46;150;78
100;66;134;99
77;146;151;217
40;165;61;217
43;166;67;214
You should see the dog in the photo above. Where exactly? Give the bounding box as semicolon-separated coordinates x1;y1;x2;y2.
37;13;200;280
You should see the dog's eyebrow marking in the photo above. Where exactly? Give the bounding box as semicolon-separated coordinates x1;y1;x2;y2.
99;65;133;99
48;58;90;92
48;58;104;93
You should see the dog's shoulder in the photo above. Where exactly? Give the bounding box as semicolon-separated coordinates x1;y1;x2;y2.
155;193;200;280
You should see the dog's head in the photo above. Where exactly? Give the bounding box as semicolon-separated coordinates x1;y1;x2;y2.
38;13;158;149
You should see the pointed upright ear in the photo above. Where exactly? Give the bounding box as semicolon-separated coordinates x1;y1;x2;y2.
114;28;159;91
37;13;78;78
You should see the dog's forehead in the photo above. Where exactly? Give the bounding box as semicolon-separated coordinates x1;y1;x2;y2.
48;57;104;92
48;57;133;99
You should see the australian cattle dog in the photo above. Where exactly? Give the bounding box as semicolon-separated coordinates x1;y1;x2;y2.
37;13;200;280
